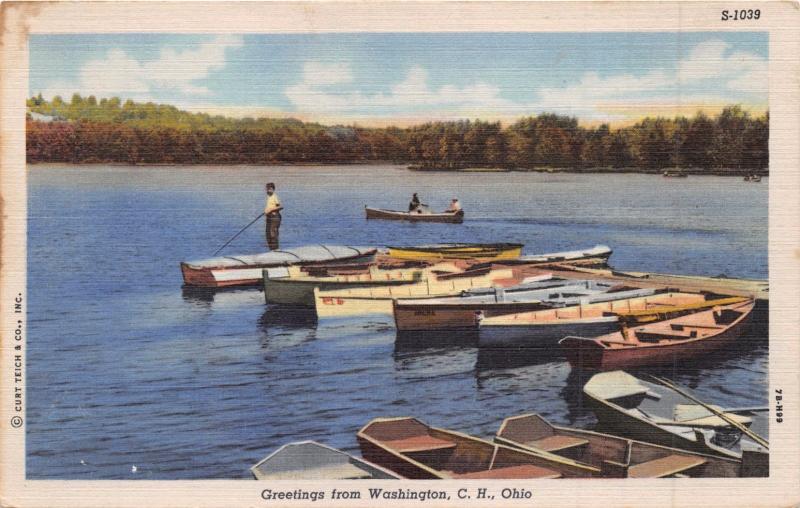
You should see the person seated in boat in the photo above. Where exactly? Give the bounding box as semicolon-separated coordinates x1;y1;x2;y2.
446;198;462;213
409;193;421;212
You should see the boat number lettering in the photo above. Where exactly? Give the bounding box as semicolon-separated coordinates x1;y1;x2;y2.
321;297;344;305
414;310;435;316
720;9;760;20
775;389;783;423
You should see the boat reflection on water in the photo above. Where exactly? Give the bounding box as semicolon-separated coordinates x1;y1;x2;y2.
476;346;565;372
257;306;319;352
394;330;478;351
259;305;318;330
181;285;264;306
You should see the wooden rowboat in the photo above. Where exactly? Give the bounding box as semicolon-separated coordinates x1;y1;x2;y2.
392;279;624;332
477;290;701;349
313;266;519;320
180;245;377;288
559;297;754;370
263;264;426;306
387;243;523;261
581;371;768;465
357;417;594;479
250;441;400;480
365;206;464;223
495;413;760;477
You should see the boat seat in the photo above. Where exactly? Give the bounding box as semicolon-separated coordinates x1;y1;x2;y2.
634;330;696;342
628;455;707;478
527;435;590;453
673;413;753;428
383;435;457;453
603;385;650;402
447;464;562;479
670;323;724;330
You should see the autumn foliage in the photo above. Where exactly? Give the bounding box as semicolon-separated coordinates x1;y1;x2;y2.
27;95;768;173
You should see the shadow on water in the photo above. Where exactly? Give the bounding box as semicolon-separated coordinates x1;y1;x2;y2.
181;285;262;305
258;305;318;330
475;346;566;372
394;330;478;352
256;306;319;353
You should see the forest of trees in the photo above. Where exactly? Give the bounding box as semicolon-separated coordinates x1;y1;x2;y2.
26;94;768;173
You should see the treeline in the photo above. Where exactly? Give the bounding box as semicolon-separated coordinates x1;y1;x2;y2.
26;94;768;172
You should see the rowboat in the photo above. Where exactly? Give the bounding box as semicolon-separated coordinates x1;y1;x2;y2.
392;278;624;332
544;265;769;303
387;243;523;261
180;245;377;288
365;206;464;223
263;264;427;306
357;417;594;479
582;370;768;463
663;169;688;177
477;289;699;349
559;297;754;370
495;414;759;477
495;245;612;267
250;441;400;480
313;266;519;320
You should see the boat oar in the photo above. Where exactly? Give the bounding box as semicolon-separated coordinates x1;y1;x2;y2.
212;212;265;256
648;375;769;449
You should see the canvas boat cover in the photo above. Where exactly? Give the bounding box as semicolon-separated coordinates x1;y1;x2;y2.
515;244;612;262
185;245;376;269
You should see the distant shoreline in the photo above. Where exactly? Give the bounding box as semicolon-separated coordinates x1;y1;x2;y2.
406;166;769;177
26;162;768;177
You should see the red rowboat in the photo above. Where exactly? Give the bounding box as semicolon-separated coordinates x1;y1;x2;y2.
559;297;754;370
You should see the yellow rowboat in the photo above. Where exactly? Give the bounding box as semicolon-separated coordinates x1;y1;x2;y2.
263;264;432;306
387;243;523;261
313;267;516;320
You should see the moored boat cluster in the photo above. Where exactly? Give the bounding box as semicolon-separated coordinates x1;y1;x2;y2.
180;241;769;479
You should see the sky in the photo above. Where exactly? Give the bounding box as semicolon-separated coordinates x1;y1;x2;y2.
29;32;768;126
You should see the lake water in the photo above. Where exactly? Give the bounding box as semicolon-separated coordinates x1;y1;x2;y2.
26;164;768;479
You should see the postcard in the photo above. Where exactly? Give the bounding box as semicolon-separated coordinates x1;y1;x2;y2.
1;1;798;507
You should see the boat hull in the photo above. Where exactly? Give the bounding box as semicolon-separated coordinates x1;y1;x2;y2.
561;302;754;370
388;243;523;261
265;276;420;306
393;301;546;332
181;247;377;288
366;207;464;223
479;318;620;348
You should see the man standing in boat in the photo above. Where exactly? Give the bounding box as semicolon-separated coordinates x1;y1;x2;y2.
264;182;283;250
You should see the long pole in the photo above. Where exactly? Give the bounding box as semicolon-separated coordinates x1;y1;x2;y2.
649;375;769;449
212;212;265;256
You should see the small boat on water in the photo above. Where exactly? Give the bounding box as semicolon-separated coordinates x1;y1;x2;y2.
180;245;377;288
365;206;464;223
663;169;688;178
495;413;760;477
250;441;400;480
582;371;769;463
357;417;594;479
314;266;520;320
494;245;612;267
263;264;428;306
477;290;700;349
559;296;754;370
387;242;524;261
392;279;625;332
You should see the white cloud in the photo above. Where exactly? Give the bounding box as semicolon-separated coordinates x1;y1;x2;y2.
286;64;512;115
531;39;767;119
39;35;243;101
284;39;766;124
